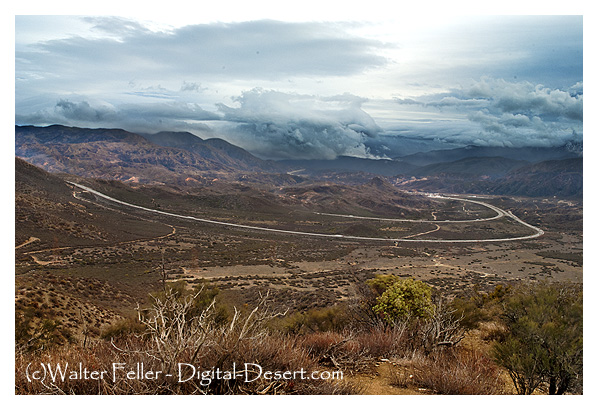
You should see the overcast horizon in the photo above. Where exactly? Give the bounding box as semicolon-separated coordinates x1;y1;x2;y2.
15;15;583;160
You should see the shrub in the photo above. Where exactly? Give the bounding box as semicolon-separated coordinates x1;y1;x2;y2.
16;290;359;395
100;318;146;340
15;306;73;354
373;278;435;323
451;284;512;329
277;305;351;334
365;274;400;295
397;347;506;395
297;326;409;372
492;282;583;395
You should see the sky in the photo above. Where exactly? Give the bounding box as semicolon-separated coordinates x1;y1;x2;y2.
14;5;585;160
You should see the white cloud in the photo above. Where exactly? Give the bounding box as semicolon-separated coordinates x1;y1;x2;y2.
16;99;221;135
467;78;583;121
215;89;382;159
14;16;584;158
390;78;583;148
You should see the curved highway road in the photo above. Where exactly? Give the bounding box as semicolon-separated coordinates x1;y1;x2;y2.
315;195;506;223
68;182;544;243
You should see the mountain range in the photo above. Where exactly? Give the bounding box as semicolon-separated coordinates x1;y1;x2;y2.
15;125;282;185
15;125;582;198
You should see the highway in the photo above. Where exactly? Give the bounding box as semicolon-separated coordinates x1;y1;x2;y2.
315;195;506;223
68;182;544;243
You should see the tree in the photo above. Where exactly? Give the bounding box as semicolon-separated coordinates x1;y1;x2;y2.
492;282;583;394
372;278;435;323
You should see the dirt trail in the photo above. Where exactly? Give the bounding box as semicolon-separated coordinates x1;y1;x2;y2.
23;225;176;266
68;181;544;243
15;237;39;249
347;363;427;395
402;224;441;239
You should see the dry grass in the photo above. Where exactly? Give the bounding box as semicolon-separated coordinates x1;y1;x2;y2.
390;347;507;395
16;289;359;395
296;326;409;373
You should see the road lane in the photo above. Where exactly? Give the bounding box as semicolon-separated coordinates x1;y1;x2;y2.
68;182;544;243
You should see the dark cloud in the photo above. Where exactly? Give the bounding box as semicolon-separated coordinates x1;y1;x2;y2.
215;89;382;160
55;100;117;122
15;16;583;159
16;18;389;86
392;78;583;148
16;99;221;135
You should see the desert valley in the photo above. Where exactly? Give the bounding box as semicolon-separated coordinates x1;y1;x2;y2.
15;125;582;395
14;13;584;397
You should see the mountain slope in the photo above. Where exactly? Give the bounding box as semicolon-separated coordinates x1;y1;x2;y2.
141;131;281;172
15;125;281;184
397;158;582;198
488;158;583;198
397;144;581;166
411;156;529;178
15;157;172;248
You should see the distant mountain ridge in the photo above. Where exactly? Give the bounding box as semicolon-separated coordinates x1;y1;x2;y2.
15;125;282;185
15;124;582;198
410;156;529;178
395;144;581;166
397;157;582;198
140;131;281;172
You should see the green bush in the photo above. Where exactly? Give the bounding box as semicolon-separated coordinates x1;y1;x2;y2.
450;284;512;329
277;305;350;334
100;318;146;340
365;274;400;296
492;282;583;395
372;278;435;323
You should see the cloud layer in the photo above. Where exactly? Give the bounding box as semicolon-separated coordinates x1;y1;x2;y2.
16;18;388;90
216;89;381;159
16;99;221;136
391;78;583;148
15;16;583;159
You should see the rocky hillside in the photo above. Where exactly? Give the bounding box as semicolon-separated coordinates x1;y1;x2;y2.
15;125;283;185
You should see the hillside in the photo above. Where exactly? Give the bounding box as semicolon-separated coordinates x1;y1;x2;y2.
15;157;172;249
396;144;581;166
141;131;281;172
411;156;529;178
15;125;282;185
397;158;583;198
488;158;583;198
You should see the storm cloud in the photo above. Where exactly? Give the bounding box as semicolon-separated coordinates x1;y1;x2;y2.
16;99;221;135
16;18;389;87
15;15;583;159
215;89;382;160
392;78;583;148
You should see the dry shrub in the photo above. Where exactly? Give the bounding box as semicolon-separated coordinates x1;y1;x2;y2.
99;318;146;340
354;325;407;359
297;326;409;373
406;347;506;395
16;334;358;395
297;331;346;358
478;321;507;342
15;290;359;395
